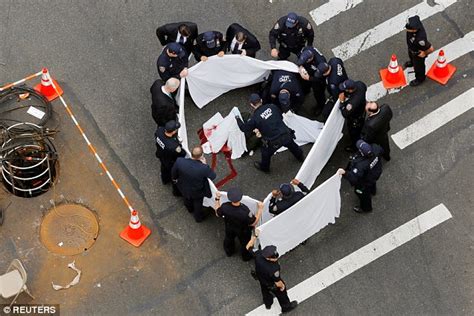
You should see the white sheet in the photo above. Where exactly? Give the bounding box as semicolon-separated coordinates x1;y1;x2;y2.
295;100;344;189
257;173;342;256
186;55;298;108
202;108;248;159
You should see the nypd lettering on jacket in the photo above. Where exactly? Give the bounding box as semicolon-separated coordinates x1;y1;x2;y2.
278;75;291;83
156;136;165;149
260;108;273;120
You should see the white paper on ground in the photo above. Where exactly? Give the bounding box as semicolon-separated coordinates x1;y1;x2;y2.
27;106;46;120
257;173;342;256
52;261;82;290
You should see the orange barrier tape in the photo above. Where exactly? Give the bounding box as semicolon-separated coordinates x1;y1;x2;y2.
0;71;43;91
44;70;136;214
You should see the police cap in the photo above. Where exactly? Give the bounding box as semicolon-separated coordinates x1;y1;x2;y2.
262;245;279;259
356;139;373;156
285;12;298;28
165;120;181;132
339;79;356;91
227;187;243;203
203;31;216;48
167;42;186;58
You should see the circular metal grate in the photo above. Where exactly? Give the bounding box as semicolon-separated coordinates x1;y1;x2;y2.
40;203;99;255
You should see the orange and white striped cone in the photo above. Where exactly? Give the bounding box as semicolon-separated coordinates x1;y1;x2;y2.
427;50;456;85
120;210;151;247
379;54;407;89
34;68;63;101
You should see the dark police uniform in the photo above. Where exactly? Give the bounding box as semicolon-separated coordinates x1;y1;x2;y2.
320;57;348;120
172;157;216;222
253;249;293;311
157;45;188;82
268;70;304;113
236;104;304;172
193;31;225;61
156;21;198;54
343;144;383;212
339;81;367;149
217;202;256;261
269;182;309;216
361;104;393;161
406;16;431;83
296;46;327;112
269;15;314;60
155;126;185;190
225;23;261;57
325;57;348;99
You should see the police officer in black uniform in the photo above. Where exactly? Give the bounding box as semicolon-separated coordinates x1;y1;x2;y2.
296;46;327;114
362;102;393;161
236;94;305;173
269;178;310;216
157;42;189;82
317;58;349;120
338;140;383;213
214;188;263;261
338;79;367;151
155;120;185;195
156;22;198;55
268;70;304;113
193;31;226;62
405;15;434;86
269;12;314;60
246;235;298;313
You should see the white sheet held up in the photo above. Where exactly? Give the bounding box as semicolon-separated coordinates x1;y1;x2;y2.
186;55;298;108
257;173;342;256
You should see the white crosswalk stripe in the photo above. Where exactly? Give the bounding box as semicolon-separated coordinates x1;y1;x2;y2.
310;0;365;25
367;31;474;101
331;0;458;61
247;204;453;315
391;88;474;149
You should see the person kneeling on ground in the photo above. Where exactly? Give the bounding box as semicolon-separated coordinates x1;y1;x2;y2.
269;179;309;216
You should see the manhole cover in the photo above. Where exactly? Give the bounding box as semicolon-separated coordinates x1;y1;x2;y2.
40;204;99;255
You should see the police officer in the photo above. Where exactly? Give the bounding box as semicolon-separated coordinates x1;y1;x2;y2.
362;102;393;161
225;23;261;58
193;31;226;62
296;46;327;114
246;234;298;313
269;12;314;60
269;178;309;216
172;146;216;222
157;42;189;82
405;15;434;86
236;94;305;173
338;140;383;213
155;120;185;195
150;78;180;127
268;70;304;113
338;79;367;151
156;22;198;55
317;58;349;120
214;188;263;261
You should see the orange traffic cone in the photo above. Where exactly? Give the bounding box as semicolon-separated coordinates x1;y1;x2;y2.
427;50;456;85
379;54;407;89
120;210;151;247
34;68;63;101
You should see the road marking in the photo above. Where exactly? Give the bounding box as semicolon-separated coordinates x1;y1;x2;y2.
391;88;473;149
247;204;452;315
331;0;457;61
309;0;364;25
367;31;474;101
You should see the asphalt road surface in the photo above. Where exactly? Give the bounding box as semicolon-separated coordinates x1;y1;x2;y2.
1;0;472;315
